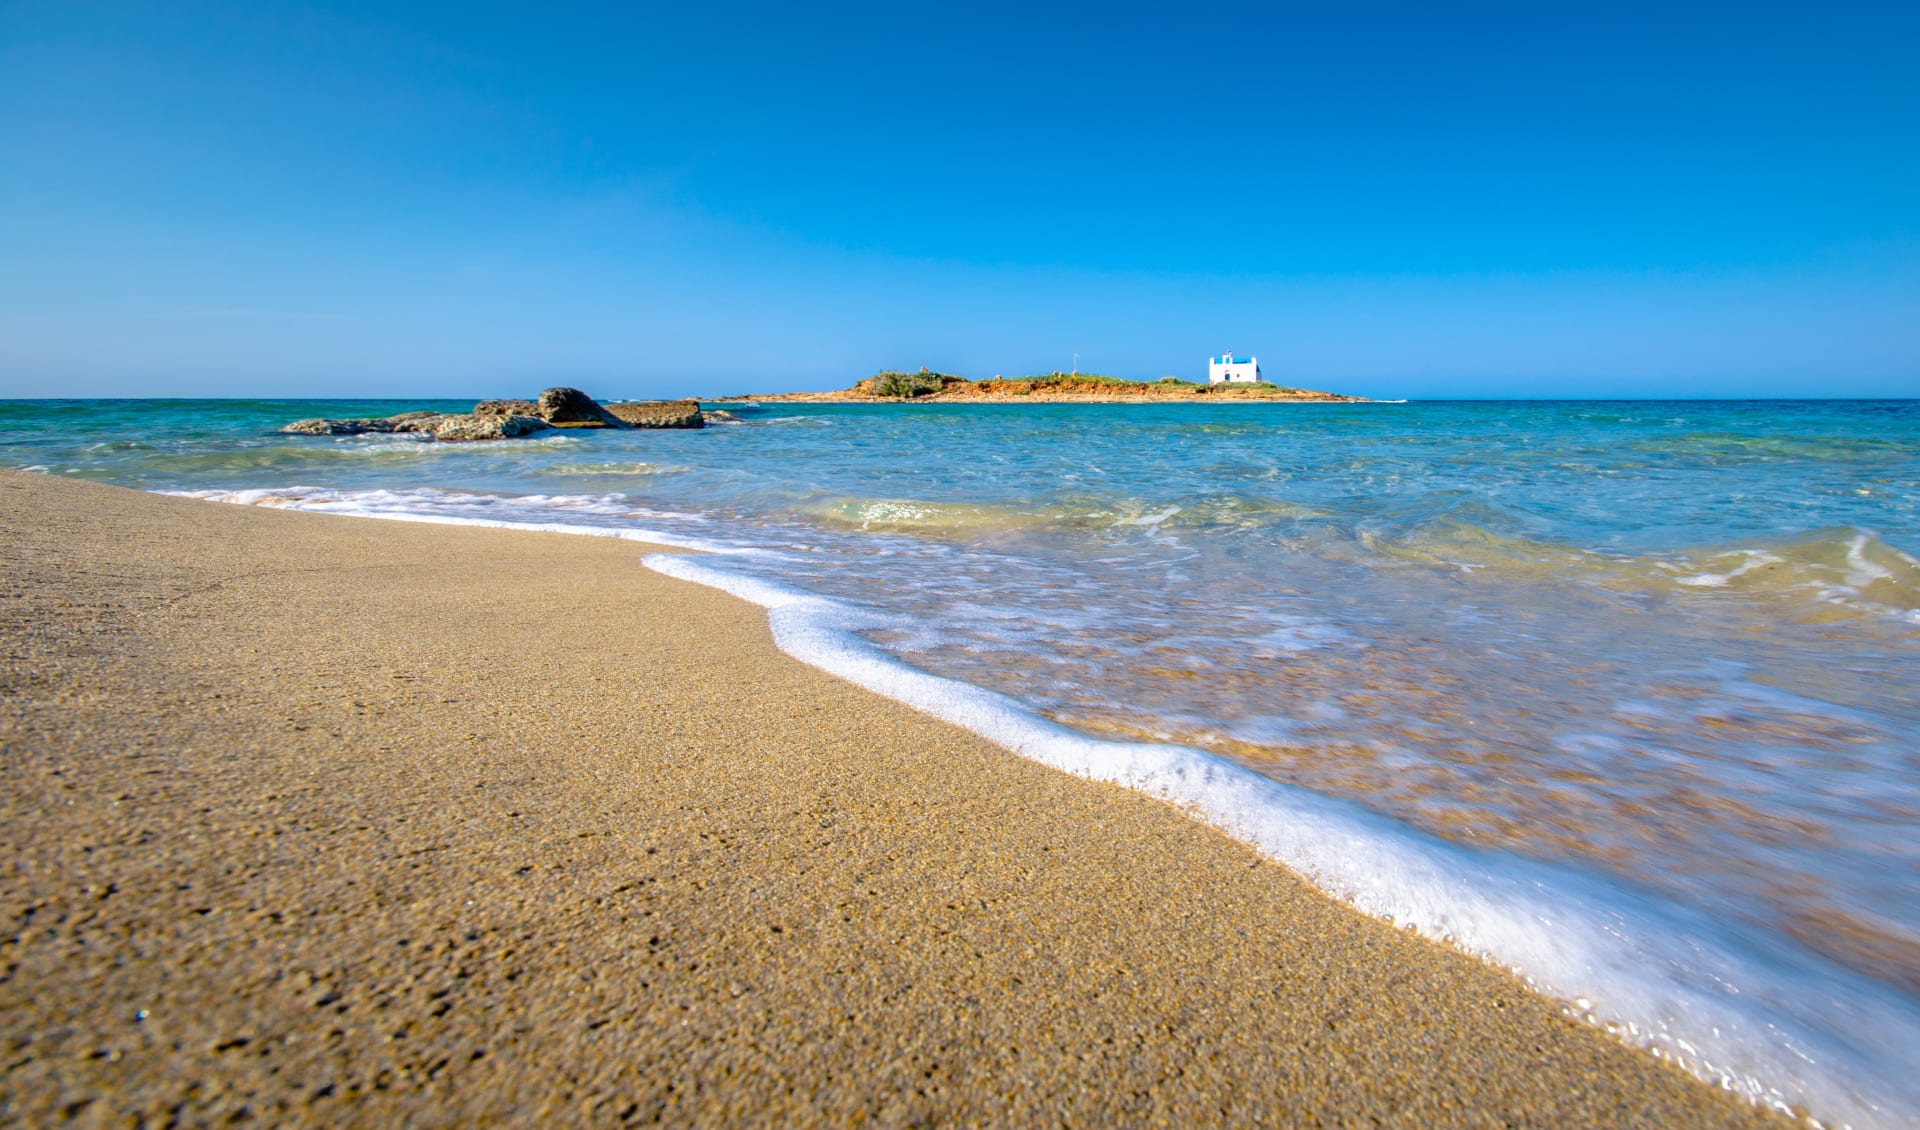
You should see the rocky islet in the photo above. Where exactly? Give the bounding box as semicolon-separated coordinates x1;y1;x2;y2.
282;388;710;441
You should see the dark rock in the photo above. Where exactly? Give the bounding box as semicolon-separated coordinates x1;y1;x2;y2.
473;399;539;418
603;400;705;429
536;387;627;428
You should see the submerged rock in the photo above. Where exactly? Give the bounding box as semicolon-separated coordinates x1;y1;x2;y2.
701;409;743;424
604;399;706;429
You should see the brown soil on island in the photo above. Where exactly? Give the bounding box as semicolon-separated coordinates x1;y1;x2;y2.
1;472;1781;1126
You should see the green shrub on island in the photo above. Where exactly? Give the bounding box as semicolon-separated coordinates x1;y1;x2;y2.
1018;371;1136;388
864;368;963;398
1017;372;1210;392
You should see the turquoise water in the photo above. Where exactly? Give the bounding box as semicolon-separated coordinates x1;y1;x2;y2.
6;397;1919;1121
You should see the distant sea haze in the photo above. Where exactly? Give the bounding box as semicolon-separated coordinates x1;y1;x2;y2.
7;396;1918;1126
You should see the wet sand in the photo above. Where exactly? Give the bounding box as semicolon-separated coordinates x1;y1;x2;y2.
0;471;1784;1126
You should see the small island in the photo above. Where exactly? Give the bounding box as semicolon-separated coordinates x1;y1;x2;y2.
716;369;1368;404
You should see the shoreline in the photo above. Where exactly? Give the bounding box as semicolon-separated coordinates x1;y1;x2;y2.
1;471;1788;1125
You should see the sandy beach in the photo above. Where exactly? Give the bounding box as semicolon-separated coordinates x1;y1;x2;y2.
0;471;1785;1126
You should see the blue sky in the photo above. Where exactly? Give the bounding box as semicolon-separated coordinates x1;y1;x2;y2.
2;1;1916;399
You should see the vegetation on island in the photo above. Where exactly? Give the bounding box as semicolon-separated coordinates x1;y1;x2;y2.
732;368;1363;403
848;368;1351;401
865;369;964;398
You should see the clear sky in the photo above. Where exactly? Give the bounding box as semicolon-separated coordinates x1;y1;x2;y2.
2;0;1916;399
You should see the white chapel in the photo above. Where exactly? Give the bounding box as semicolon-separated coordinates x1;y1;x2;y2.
1208;351;1262;384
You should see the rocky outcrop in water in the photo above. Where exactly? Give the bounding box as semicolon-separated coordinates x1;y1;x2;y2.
604;400;705;429
281;388;724;441
473;399;539;418
280;412;552;441
278;387;675;441
422;414;553;440
537;387;628;428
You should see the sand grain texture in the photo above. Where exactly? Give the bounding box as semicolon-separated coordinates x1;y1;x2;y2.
0;473;1784;1126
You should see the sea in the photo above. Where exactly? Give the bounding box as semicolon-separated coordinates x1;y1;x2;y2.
5;396;1917;1125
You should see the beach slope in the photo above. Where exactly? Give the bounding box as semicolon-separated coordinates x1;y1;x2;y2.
0;472;1779;1126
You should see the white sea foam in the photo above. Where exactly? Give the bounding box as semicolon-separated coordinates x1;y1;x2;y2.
648;550;1920;1129
1673;549;1782;587
168;487;735;554
1113;504;1182;528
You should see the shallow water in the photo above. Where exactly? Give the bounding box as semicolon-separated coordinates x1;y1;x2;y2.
6;396;1918;1122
